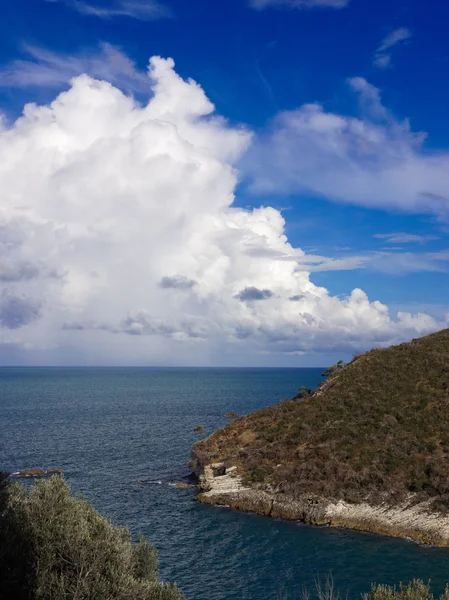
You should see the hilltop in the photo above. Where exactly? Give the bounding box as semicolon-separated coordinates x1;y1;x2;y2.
192;328;449;545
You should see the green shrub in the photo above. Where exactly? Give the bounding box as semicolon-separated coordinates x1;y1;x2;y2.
0;476;184;600
363;580;449;600
246;468;267;483
296;578;449;600
321;360;346;379
0;471;31;600
293;386;313;402
290;579;449;600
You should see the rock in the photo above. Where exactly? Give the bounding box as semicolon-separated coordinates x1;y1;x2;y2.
192;454;449;547
225;412;239;418
11;468;63;478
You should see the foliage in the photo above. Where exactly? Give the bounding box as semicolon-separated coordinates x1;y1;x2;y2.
194;425;205;432
0;476;184;600
0;471;31;600
243;468;268;484
0;471;9;512
293;386;313;402
295;579;449;600
193;329;449;507
363;581;449;600
322;360;346;379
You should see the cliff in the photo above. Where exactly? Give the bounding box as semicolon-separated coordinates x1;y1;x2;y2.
192;328;449;546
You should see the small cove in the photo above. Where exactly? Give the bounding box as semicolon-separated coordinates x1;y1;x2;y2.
1;366;449;600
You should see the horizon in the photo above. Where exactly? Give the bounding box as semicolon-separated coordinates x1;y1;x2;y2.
0;364;326;369
0;0;448;367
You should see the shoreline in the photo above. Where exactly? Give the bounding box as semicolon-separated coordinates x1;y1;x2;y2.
194;462;449;548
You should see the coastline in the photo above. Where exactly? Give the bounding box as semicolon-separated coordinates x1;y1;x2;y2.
194;461;449;547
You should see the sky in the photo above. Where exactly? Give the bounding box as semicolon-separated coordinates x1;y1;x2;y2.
0;0;448;367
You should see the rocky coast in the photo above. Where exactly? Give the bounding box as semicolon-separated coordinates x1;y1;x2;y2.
191;329;449;547
192;459;449;547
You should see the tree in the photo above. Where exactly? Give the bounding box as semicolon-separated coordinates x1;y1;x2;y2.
322;360;346;380
0;476;184;600
293;386;313;402
0;471;32;600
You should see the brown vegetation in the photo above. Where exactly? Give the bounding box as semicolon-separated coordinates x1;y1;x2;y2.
193;329;449;509
11;469;63;478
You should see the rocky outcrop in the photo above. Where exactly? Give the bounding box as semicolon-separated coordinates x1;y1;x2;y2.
194;460;449;547
11;469;63;478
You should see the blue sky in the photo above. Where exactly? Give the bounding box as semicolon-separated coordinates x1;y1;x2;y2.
0;0;448;366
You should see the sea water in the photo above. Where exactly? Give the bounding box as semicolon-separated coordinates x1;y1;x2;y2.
1;367;449;600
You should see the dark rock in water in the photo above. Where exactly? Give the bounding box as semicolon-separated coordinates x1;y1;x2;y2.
138;479;163;486
187;470;199;483
11;468;63;478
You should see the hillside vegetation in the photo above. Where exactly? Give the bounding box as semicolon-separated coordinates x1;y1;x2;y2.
0;474;184;600
193;329;449;509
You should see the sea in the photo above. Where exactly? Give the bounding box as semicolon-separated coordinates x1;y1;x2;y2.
1;367;449;600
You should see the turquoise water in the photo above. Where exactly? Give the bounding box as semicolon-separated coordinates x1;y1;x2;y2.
1;367;449;600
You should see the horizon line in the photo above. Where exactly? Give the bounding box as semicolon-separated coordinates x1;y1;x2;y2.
0;365;326;369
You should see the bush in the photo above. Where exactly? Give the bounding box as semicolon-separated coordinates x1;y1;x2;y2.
363;580;449;600
0;471;31;600
0;476;184;600
321;360;346;380
293;386;313;402
297;578;449;600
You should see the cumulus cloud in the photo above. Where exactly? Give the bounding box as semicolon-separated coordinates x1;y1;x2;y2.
246;77;449;220
0;292;41;330
373;27;412;69
0;261;41;283
250;0;349;9
0;44;149;93
236;287;274;302
0;56;445;364
46;0;171;20
159;275;196;289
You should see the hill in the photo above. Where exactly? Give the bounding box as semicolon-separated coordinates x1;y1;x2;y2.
192;328;449;545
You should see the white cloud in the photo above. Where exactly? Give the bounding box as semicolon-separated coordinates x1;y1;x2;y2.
0;56;445;365
246;77;449;220
46;0;171;20
0;291;41;330
250;0;349;9
0;44;149;93
378;28;412;52
373;27;412;69
368;250;449;275
244;242;449;275
374;232;440;244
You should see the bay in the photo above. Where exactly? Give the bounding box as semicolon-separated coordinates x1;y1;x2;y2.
1;367;448;600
